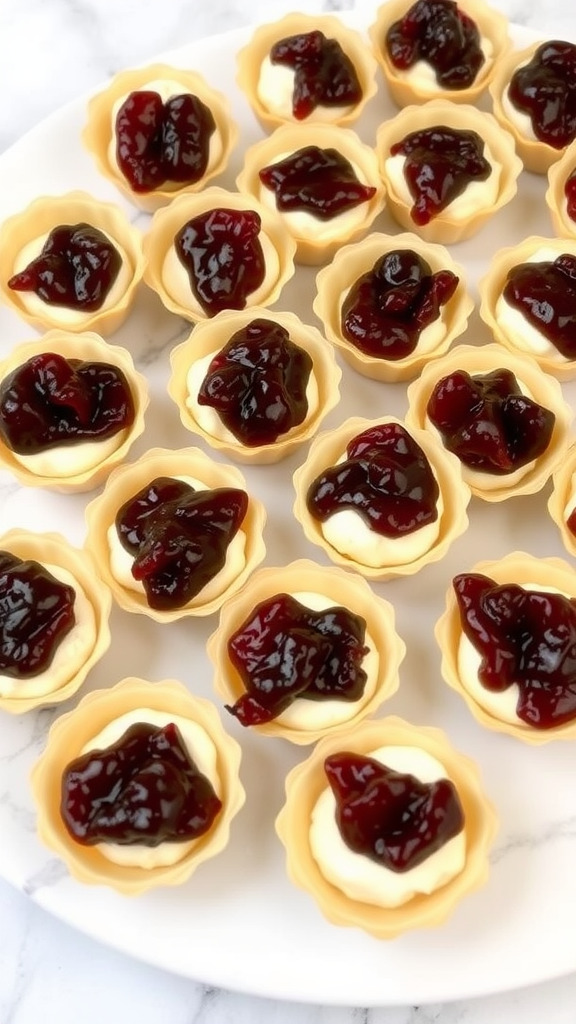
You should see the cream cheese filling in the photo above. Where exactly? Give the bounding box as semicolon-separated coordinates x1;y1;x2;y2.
495;246;573;362
385;140;500;224
256;58;356;122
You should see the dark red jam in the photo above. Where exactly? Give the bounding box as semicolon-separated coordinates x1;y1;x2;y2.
454;572;576;729
341;249;458;360
197;318;312;446
386;0;485;89
225;593;368;727
8;224;122;312
508;41;576;150
502;254;576;360
306;421;439;537
564;168;576;222
0;352;135;455
269;30;362;120
259;146;376;220
175;208;266;316
115;476;248;611
0;551;75;678
61;721;222;846
324;751;464;870
115;90;216;192
426;367;555;474
389;127;490;226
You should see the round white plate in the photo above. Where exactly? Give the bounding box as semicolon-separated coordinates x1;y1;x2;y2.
1;15;575;1008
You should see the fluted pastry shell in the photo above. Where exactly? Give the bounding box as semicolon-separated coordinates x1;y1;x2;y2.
275;716;498;938
314;231;474;382
82;63;238;212
292;415;470;581
406;343;573;501
0;331;149;492
436;551;576;743
236;123;385;265
547;443;576;560
0;191;144;335
376;100;521;244
30;677;245;894
143;186;296;321
236;12;378;132
368;0;510;108
84;445;266;622
0;529;112;715
546;137;576;239
207;558;405;744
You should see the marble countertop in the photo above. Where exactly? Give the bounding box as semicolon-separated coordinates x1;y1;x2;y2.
2;1;576;1022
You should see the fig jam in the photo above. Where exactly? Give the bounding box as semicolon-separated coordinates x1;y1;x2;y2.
0;551;75;678
197;318;312;446
259;146;376;220
508;41;576;149
564;168;576;222
502;254;576;359
386;0;485;89
269;30;362;120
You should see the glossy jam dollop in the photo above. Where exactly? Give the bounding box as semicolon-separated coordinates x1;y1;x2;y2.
61;721;222;845
197;318;312;446
454;572;576;728
502;254;576;359
390;127;490;226
341;249;458;360
0;352;135;454
324;750;464;870
0;551;75;678
115;476;248;610
426;368;555;473
115;90;216;192
269;30;362;120
385;0;485;89
306;422;440;536
225;593;368;727
564;169;576;222
8;223;122;311
174;208;266;316
508;41;576;149
259;146;376;220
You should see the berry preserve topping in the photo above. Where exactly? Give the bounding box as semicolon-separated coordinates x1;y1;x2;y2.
502;254;576;359
426;368;555;474
341;249;458;360
115;90;216;193
0;551;75;678
174;208;266;317
386;0;485;89
390;127;490;226
508;41;576;149
269;30;362;120
258;146;377;221
564;168;576;222
115;476;248;611
324;751;464;871
61;721;222;846
454;572;576;729
0;352;135;455
306;421;440;537
197;318;312;446
8;224;122;311
225;593;369;727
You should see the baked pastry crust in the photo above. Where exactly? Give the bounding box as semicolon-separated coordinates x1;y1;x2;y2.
546;137;576;239
547;442;576;560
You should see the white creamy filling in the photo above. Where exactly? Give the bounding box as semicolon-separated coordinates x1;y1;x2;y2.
495;245;572;362
256;58;355;122
106;474;247;608
9;430;129;478
390;35;493;93
80;707;220;868
0;563;96;700
340;280;449;359
385;141;500;224
310;745;466;908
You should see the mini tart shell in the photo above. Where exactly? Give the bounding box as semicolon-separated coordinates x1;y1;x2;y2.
292;415;470;581
0;191;144;335
0;330;149;492
547;442;576;560
0;529;112;715
236;12;378;132
168;307;342;464
84;445;267;622
143;186;296;322
82;63;239;213
275;716;498;939
405;343;573;502
376;100;522;244
30;677;245;894
436;551;576;743
207;558;405;744
478;235;576;381
313;231;474;383
368;0;510;108
236;123;385;266
546;137;576;239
